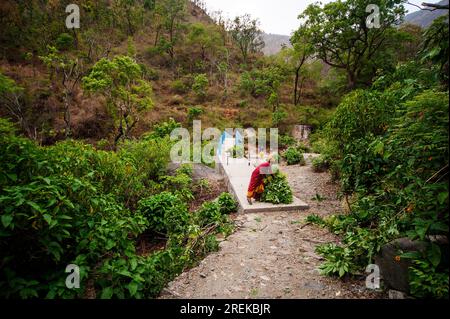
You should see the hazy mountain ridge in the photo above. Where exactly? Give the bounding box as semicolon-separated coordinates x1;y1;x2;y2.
405;0;449;28
262;33;291;56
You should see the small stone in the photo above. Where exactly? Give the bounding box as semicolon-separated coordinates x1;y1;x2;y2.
389;290;407;299
260;275;270;281
200;273;207;278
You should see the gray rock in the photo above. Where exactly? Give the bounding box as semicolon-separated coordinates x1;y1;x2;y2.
388;290;407;299
375;238;427;293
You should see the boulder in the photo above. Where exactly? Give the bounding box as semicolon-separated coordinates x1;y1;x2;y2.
374;238;427;293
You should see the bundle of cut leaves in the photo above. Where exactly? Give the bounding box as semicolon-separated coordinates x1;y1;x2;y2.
261;171;293;204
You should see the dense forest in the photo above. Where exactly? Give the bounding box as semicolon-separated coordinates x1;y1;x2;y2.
0;0;448;299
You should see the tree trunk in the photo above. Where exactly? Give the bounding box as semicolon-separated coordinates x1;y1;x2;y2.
294;66;301;105
347;70;357;89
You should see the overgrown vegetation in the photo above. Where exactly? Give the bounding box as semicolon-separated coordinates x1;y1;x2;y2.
307;15;449;298
0;0;448;300
0;119;236;298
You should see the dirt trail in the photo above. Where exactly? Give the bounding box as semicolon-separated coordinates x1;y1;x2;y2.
160;157;383;299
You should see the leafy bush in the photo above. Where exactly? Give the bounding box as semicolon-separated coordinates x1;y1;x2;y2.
261;172;293;204
239;66;286;98
55;33;74;50
171;80;189;94
158;166;195;202
312;155;330;172
192;74;209;100
316;244;357;277
195;201;222;227
187;106;204;121
278;135;297;149
313;81;449;298
145;118;181;139
272;109;287;126
0;120;234;299
283;147;305;165
217;192;238;214
137;192;189;235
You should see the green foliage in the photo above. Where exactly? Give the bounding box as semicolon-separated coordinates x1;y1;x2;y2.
283;147;305;166
192;74;209;100
297;0;406;88
145;118;181;139
261;172;293;204
137;192;189;235
305;214;326;226
171;79;189;94
239;66;286;101
316;244;357;277
298;106;335;130
82;55;153;142
272;109;287;126
0;121;233;298
187;106;204;121
278;135;297;149
217;192;238;215
226;145;244;158
158;166;195;202
312;155;330;173
229;14;264;62
409;258;449;299
55;33;74;51
313;66;449;298
419;15;449;85
118;136;171;182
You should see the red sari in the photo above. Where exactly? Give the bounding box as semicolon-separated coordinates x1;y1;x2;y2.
247;162;271;199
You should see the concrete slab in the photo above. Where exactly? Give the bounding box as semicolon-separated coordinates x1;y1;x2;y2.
218;138;309;213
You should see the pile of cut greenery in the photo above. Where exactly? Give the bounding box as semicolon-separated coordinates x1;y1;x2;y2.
261;171;294;204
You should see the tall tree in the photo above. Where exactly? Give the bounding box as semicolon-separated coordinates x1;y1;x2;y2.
289;29;314;105
154;0;186;63
297;0;405;88
82;55;153;144
229;14;265;63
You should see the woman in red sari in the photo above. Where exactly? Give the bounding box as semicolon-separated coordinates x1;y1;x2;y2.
247;154;275;205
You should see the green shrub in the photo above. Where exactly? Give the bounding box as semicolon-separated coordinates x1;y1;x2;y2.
278;135;297;149
283;147;305;165
55;33;74;50
145;118;181;139
316;243;357;277
140;64;159;81
137;192;189;235
196;201;221;227
187;106;204;121
217;192;238;214
312;155;330;172
192;74;209;100
261;172;293;204
312;87;449;298
171;80;189;94
272;109;287;126
118;137;171;182
158;166;195;202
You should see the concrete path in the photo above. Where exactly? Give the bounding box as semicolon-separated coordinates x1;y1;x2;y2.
218;138;309;213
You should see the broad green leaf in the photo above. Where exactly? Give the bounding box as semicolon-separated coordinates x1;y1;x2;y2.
101;287;114;299
1;215;13;228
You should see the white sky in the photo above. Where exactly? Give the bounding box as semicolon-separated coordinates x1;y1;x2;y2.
201;0;443;35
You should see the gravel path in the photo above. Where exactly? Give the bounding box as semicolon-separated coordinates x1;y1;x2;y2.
160;158;383;299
